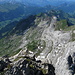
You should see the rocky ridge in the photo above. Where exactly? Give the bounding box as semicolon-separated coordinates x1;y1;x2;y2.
0;14;75;75
36;16;75;75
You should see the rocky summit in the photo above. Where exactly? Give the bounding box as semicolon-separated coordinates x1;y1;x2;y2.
0;10;75;75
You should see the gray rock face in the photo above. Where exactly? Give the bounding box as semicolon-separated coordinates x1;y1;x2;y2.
7;16;75;75
36;16;75;75
0;16;75;75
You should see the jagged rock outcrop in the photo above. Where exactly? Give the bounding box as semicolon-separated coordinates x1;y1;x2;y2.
0;54;56;75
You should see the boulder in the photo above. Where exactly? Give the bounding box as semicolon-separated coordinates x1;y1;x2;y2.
0;60;7;71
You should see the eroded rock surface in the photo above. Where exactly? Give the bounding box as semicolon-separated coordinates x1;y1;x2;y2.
36;16;75;75
0;16;75;75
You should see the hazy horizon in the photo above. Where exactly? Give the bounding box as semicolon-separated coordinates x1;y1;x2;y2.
0;0;75;6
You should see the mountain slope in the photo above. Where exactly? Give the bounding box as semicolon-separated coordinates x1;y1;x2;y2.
0;10;75;75
56;2;75;13
1;1;75;39
0;10;73;56
0;1;75;75
0;3;25;21
0;2;53;39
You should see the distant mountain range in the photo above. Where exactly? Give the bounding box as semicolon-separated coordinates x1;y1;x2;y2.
0;0;75;13
55;2;75;13
0;1;75;38
0;0;75;6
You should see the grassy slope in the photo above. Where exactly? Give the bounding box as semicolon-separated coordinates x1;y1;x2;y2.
0;3;25;22
0;3;20;12
0;35;23;56
55;19;68;30
0;10;75;57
